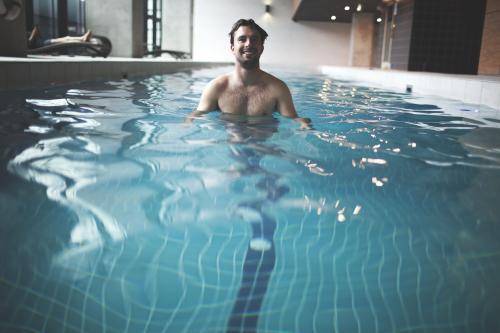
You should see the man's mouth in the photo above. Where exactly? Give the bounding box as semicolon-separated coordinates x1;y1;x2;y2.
242;49;256;55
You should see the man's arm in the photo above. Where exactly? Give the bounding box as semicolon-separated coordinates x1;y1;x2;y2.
185;79;220;123
276;80;311;129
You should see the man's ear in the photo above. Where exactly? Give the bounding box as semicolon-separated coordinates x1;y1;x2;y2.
230;44;234;51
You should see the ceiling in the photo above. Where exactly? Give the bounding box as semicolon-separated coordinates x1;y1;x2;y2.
292;0;383;23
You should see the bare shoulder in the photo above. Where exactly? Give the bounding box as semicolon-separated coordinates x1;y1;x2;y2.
197;73;231;111
207;73;230;91
261;71;290;94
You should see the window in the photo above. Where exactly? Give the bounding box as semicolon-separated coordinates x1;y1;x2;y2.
26;0;85;38
144;0;162;56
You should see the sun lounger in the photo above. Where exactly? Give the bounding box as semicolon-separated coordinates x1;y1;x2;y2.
27;35;112;58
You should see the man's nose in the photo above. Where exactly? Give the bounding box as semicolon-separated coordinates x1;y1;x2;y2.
244;39;254;47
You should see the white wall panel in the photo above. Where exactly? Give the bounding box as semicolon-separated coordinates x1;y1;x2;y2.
192;0;351;66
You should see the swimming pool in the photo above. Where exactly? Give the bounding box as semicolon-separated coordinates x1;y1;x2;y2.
1;66;500;333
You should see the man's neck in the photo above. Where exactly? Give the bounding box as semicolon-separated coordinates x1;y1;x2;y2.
234;64;262;86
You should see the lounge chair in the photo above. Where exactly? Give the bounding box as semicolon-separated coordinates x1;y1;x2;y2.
27;35;112;58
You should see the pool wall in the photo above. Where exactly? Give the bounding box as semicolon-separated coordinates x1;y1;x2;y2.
321;66;500;111
0;56;232;91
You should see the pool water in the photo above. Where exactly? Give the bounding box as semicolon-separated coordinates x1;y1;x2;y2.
1;66;500;333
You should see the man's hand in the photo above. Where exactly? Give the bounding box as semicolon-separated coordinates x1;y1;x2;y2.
184;110;210;124
294;117;312;130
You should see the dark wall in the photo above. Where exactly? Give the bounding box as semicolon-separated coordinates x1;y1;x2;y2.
372;13;385;68
390;1;414;70
372;1;414;70
408;0;486;74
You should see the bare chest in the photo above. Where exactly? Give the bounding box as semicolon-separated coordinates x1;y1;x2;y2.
218;86;277;116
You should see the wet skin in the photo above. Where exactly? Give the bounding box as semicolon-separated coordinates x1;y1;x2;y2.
186;26;311;129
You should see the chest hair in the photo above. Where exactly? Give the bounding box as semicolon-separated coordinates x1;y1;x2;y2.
221;85;275;115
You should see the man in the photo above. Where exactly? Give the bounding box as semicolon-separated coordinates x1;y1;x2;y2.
186;18;311;129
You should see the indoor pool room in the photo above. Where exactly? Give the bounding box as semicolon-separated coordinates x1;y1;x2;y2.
2;0;500;332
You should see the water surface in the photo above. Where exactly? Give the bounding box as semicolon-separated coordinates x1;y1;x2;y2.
1;66;500;332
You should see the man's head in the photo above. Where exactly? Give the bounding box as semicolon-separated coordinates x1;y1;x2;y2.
229;19;268;69
229;19;268;46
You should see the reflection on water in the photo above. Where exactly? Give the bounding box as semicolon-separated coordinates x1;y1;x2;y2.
1;68;500;332
6;82;152;278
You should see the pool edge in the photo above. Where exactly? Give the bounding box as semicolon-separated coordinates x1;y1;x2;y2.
320;65;500;110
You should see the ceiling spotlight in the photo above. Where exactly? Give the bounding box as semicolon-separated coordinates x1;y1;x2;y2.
331;15;337;21
356;4;362;11
376;17;382;22
344;5;350;11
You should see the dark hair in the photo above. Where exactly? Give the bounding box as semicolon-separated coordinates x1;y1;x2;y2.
229;19;268;45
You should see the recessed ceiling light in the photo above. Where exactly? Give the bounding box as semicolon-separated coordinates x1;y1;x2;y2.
331;15;337;21
376;17;382;22
356;4;362;11
344;5;350;11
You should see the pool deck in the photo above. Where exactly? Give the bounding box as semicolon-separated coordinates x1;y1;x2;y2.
0;56;499;110
321;66;500;110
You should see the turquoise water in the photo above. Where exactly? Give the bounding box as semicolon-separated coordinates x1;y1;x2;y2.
1;66;500;333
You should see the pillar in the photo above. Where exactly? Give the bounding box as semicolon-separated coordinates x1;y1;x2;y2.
86;0;143;57
0;0;27;57
478;0;500;74
348;12;375;67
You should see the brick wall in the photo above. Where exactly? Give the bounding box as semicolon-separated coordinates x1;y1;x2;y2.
478;0;500;74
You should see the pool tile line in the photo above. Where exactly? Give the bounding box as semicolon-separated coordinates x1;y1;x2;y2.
225;131;290;332
226;201;278;332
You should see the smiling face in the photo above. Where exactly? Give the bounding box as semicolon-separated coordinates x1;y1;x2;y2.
231;25;264;69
